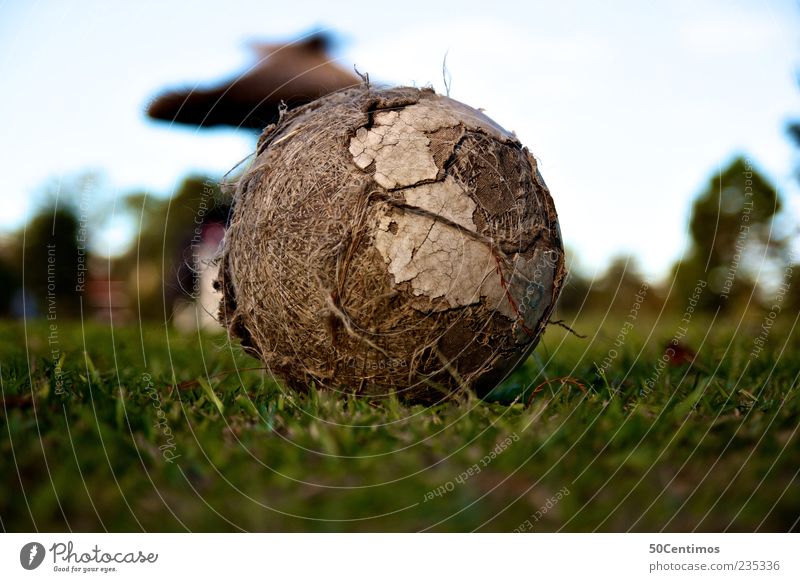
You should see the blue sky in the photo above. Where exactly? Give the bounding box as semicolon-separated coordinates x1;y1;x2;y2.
1;0;798;279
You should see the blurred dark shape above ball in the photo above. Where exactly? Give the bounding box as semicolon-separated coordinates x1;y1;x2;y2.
146;32;360;130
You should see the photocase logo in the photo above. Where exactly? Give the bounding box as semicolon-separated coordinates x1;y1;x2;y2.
20;542;46;570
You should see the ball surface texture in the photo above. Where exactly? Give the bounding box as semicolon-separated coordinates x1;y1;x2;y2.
217;86;565;404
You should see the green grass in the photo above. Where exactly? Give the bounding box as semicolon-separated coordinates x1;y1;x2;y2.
1;313;798;532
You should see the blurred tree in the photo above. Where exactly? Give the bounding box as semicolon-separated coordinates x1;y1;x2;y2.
0;246;20;316
788;121;800;182
115;175;229;320
783;120;800;311
555;254;655;317
670;156;784;312
22;204;83;317
590;256;653;313
554;270;591;315
553;247;591;314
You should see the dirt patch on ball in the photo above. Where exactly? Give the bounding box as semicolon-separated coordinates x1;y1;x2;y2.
216;85;565;405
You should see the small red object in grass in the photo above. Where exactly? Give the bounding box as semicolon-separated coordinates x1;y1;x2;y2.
525;376;586;406
664;341;696;366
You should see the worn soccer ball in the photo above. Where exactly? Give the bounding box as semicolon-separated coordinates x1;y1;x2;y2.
216;86;565;404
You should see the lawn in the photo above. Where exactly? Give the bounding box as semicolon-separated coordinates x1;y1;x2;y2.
1;312;798;532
